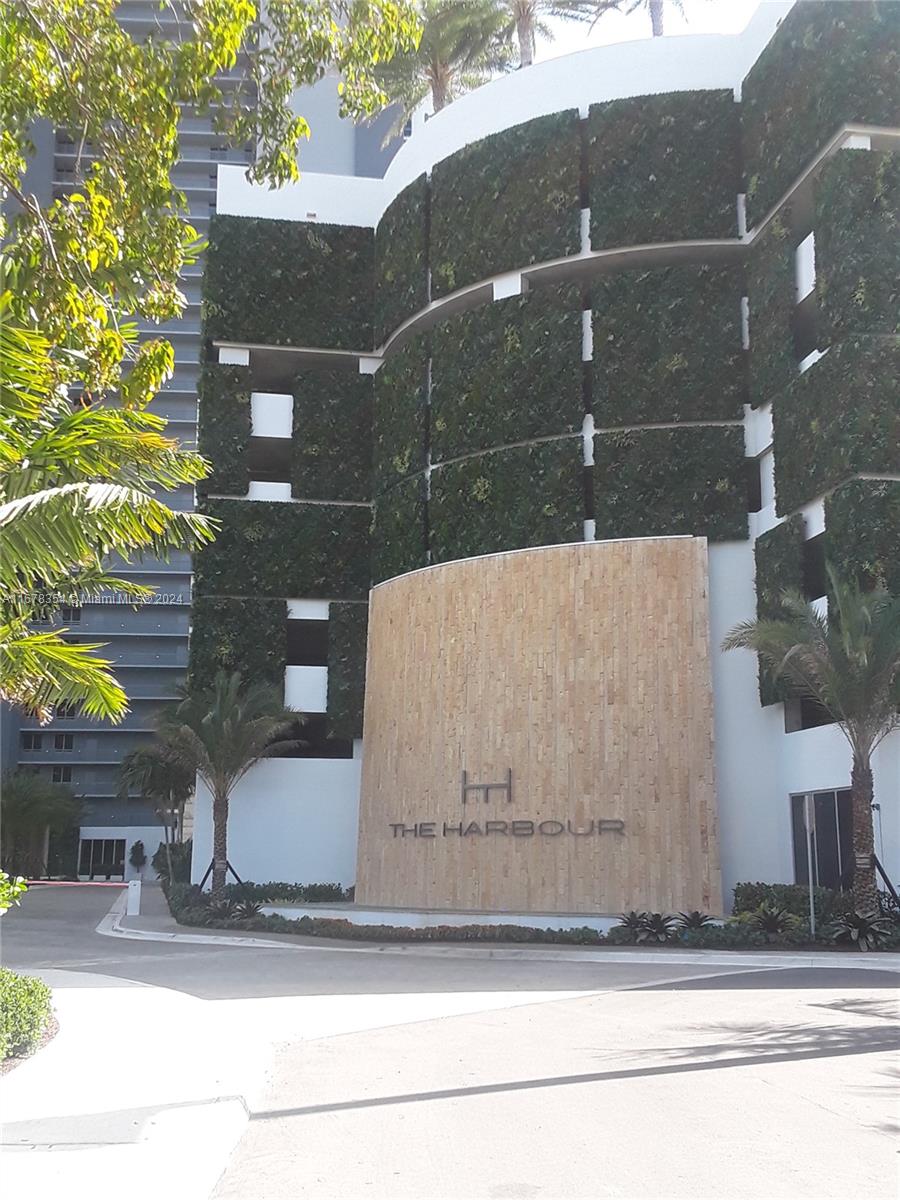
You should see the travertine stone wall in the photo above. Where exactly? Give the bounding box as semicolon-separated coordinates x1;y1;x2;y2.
357;538;721;914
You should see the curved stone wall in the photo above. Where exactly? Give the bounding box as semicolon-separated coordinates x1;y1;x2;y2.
356;539;721;915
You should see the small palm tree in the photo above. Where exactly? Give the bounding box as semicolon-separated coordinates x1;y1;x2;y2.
378;0;512;128
597;0;684;38
153;671;304;897
723;569;900;912
0;769;80;878
502;2;598;68
119;744;195;884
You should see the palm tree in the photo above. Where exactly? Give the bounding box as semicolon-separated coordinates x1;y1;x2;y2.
119;744;195;884
723;570;900;912
153;671;304;897
0;769;80;878
0;304;213;722
599;0;684;38
378;0;513;128
502;2;598;68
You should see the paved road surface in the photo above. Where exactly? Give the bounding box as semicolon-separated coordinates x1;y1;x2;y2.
2;885;898;1200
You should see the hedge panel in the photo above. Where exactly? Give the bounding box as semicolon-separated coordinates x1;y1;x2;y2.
203;214;374;350
745;211;796;409
326;601;369;740
773;337;900;515
189;597;286;690
815;150;900;341
196;363;251;497
371;475;427;584
430;111;582;298
430;285;583;462
741;1;900;227
754;515;805;705
429;439;584;564
825;479;900;594
292;370;373;502
587;90;741;249
594;427;748;542
592;265;745;425
375;174;428;345
373;334;428;493
194;499;370;599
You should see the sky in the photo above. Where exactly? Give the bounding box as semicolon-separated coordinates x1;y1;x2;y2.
536;0;770;61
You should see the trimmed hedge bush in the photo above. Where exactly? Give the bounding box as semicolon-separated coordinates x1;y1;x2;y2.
203;214;374;350
188;597;286;690
371;475;428;584
733;881;853;921
326;601;368;740
741;1;900;227
373;334;428;493
194;499;371;599
592;265;745;424
429;439;584;564
745;211;797;409
196;363;251;497
754;515;805;705
587;90;741;248
375;173;428;345
825;479;900;594
773;337;900;515
430;110;582;298
292;370;373;502
430;284;583;461
0;967;52;1060
594;426;748;542
815;150;900;341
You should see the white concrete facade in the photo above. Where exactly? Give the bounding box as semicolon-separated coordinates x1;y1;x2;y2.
78;825;167;882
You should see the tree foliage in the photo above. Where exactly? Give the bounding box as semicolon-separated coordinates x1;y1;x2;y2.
0;769;80;878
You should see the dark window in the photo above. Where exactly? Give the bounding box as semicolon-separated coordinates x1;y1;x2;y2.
21;732;43;750
267;715;353;760
60;605;81;623
247;436;291;485
286;619;329;667
78;838;126;880
54;733;74;751
53;765;73;783
56;704;76;720
784;695;835;732
746;457;763;514
791;790;852;890
802;534;827;601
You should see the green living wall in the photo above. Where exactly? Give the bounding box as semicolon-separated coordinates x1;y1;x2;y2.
326;602;369;740
587;90;740;249
203;214;374;350
193;499;370;600
741;1;900;227
430;110;582;298
754;515;805;705
371;475;428;584
815;150;900;341
189;597;286;690
592;265;744;424
429;439;584;565
430;284;583;462
196;363;251;497
745;211;797;409
594;426;747;542
292;370;373;503
773;337;900;515
372;334;428;493
825;479;900;594
375;174;428;345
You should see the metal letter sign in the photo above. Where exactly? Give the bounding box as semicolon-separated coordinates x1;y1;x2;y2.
461;768;512;805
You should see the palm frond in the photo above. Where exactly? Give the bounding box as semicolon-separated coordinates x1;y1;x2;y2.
0;623;127;721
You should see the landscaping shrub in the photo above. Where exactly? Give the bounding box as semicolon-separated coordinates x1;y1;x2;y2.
326;602;368;741
196;363;251;497
222;881;349;903
732;882;853;922
678;924;767;950
152;839;193;885
0;967;52;1060
827;911;894;952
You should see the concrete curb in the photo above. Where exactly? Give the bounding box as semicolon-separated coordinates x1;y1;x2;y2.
98;894;900;972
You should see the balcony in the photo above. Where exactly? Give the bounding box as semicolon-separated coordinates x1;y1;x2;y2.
284;666;328;714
